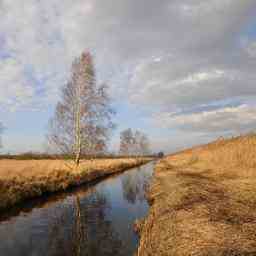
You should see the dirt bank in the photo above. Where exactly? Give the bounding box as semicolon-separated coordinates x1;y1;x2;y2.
137;135;256;256
0;158;152;213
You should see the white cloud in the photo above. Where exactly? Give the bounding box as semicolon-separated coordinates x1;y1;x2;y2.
180;70;225;84
154;105;256;134
0;0;95;111
128;55;256;109
244;40;256;58
0;0;256;112
0;58;35;110
1;0;256;153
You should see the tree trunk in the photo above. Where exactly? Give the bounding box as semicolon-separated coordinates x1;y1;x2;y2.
75;147;81;166
75;85;82;167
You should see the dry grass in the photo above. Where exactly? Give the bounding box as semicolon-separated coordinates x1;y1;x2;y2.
0;158;152;212
137;134;256;256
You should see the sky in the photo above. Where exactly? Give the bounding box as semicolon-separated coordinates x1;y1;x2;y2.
1;0;256;154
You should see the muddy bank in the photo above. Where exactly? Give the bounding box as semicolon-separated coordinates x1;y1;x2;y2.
137;137;256;255
0;158;152;213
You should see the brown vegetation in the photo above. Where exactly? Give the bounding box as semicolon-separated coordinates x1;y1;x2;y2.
137;134;256;256
0;158;151;213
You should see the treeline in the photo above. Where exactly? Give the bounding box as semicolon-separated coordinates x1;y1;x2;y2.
0;123;3;149
0;153;156;161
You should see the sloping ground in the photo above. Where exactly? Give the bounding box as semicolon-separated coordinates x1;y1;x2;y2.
137;134;256;256
0;158;152;212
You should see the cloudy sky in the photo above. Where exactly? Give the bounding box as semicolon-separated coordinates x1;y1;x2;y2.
1;0;256;153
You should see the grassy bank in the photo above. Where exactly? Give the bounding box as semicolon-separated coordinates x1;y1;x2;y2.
0;158;152;213
137;134;256;255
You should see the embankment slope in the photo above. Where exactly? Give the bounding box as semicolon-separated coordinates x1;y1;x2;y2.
137;135;256;255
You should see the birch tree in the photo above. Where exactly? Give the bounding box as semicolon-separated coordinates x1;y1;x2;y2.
48;52;114;165
119;128;135;156
119;129;151;156
134;130;151;156
0;122;3;149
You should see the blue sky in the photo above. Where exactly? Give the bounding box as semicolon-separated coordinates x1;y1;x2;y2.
1;0;256;154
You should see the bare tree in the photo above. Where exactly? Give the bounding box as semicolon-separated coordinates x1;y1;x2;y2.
134;130;151;156
119;128;135;156
48;52;115;166
119;129;151;156
0;122;3;149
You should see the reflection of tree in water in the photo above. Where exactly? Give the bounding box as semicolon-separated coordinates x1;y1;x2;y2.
121;168;152;204
47;191;125;256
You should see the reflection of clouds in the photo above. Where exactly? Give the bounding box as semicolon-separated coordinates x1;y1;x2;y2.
121;165;152;204
0;163;154;256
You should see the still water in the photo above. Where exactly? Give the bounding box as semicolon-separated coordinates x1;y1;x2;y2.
0;162;155;256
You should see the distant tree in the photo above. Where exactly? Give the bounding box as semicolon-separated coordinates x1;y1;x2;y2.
134;130;151;156
47;52;115;166
119;128;135;156
0;122;4;149
157;152;164;158
119;129;151;156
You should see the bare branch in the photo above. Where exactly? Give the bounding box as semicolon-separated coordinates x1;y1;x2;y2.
119;129;151;156
47;51;115;166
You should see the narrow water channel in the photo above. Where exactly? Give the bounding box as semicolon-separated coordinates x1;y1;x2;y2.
0;162;155;256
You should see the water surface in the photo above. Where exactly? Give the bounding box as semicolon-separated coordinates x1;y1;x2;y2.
0;162;155;256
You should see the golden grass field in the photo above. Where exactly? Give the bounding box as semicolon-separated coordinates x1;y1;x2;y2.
0;158;152;212
137;134;256;256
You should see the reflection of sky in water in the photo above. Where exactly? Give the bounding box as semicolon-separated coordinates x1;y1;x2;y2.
98;164;153;251
0;162;154;256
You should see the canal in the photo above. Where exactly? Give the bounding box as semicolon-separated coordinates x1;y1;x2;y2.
0;162;155;256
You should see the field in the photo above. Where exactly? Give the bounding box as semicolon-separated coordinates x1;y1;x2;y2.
0;158;152;212
137;134;256;256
